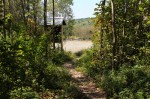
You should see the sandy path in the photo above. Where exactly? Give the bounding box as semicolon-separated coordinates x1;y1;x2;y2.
63;62;106;99
63;40;93;53
63;40;106;98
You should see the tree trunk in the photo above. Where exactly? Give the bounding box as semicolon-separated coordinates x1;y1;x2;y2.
44;0;47;31
20;0;27;27
52;0;55;49
44;0;48;58
2;0;6;39
111;0;117;69
99;0;106;60
120;0;127;66
33;0;37;35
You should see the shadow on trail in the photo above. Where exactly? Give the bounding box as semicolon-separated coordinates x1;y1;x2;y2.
75;50;84;57
63;61;106;99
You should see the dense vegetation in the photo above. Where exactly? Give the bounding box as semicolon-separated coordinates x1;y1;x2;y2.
0;0;150;98
72;18;94;39
0;0;82;98
77;0;150;98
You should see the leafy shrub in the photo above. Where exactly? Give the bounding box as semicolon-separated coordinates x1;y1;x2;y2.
0;39;27;98
0;36;74;98
43;64;71;89
100;66;150;98
10;87;39;99
52;51;73;65
76;49;106;77
76;50;93;66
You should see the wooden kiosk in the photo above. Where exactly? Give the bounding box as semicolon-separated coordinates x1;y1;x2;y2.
46;17;66;50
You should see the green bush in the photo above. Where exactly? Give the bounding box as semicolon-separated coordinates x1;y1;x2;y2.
75;49;150;99
52;51;73;65
100;66;150;98
0;37;74;98
42;64;71;89
76;49;106;77
10;87;39;99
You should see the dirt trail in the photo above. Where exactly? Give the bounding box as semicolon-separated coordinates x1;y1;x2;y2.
63;62;106;99
63;40;106;99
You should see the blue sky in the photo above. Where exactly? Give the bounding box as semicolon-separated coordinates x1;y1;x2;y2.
72;0;100;19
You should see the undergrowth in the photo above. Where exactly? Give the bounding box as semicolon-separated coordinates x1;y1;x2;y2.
76;49;150;99
0;39;79;99
52;51;73;65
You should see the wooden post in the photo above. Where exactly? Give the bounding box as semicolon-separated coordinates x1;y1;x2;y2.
44;0;47;30
52;0;55;50
61;25;63;51
61;20;66;51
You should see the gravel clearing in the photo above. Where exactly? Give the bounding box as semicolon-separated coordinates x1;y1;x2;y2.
63;40;93;53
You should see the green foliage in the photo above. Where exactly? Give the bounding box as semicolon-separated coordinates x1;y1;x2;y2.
90;1;150;98
42;64;71;89
64;19;75;38
76;50;149;99
52;51;73;65
0;39;27;98
73;18;94;39
10;87;39;99
76;49;100;77
0;0;77;98
74;18;93;27
93;0;150;68
99;66;150;98
0;36;77;98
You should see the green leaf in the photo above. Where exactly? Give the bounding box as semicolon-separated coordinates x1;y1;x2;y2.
139;6;144;12
147;20;150;25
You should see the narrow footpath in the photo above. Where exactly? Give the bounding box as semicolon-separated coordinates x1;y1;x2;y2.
63;61;106;99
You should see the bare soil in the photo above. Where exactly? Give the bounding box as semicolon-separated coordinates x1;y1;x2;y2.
63;40;106;99
63;62;106;99
63;40;93;53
